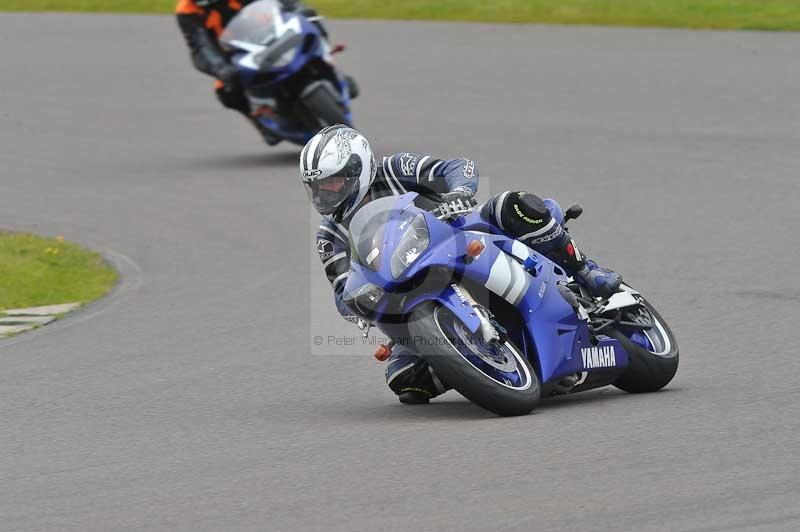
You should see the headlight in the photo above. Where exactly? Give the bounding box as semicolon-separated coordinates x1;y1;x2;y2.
271;47;297;68
391;214;430;278
253;46;296;69
344;282;385;316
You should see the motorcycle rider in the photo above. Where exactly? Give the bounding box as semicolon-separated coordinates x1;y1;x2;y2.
301;125;621;404
176;0;356;145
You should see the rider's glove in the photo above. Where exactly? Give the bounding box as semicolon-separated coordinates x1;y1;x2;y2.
216;62;241;88
342;315;374;330
279;0;300;11
280;1;328;38
356;318;374;331
436;187;477;217
440;187;476;204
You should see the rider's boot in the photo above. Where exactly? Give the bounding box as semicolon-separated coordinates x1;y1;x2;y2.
217;81;282;146
386;346;449;405
543;233;622;298
398;390;431;405
248;117;282;146
481;192;621;298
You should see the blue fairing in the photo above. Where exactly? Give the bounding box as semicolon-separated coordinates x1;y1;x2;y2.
343;193;631;385
222;3;352;144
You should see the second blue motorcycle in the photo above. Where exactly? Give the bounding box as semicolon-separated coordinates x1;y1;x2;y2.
220;0;355;146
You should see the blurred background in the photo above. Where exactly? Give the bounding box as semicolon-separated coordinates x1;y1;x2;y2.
3;0;800;30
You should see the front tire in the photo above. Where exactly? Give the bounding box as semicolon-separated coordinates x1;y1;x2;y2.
609;296;679;393
298;80;350;130
408;303;540;416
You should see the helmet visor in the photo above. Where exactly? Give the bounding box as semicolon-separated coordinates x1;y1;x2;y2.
304;174;360;216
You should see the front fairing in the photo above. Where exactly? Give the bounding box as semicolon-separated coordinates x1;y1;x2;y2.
343;193;630;384
346;193;462;288
343;193;472;328
220;0;326;86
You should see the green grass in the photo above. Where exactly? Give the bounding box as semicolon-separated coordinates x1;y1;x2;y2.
1;0;799;30
0;231;118;312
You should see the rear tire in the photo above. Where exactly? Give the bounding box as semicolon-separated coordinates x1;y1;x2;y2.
408;303;540;416
610;297;679;393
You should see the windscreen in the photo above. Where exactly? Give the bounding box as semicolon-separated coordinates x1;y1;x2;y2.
220;0;307;71
220;0;280;47
348;197;397;271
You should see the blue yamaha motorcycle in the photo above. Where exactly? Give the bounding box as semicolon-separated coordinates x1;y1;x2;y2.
343;193;679;416
219;0;355;146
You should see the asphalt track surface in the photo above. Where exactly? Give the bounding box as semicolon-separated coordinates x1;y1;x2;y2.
1;13;799;532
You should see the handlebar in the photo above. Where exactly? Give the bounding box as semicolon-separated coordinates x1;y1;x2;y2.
432;204;476;221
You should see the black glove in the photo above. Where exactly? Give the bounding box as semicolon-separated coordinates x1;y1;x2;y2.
291;3;329;38
434;188;477;217
279;0;300;11
216;62;240;88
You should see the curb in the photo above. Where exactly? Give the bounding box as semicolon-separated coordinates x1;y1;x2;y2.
0;303;82;337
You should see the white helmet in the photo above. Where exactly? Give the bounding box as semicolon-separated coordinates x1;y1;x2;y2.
299;125;376;221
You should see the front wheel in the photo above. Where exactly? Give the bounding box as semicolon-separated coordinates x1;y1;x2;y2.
407;303;540;416
298;80;350;130
608;293;679;393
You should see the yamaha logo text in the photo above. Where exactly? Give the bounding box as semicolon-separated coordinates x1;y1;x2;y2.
581;346;617;369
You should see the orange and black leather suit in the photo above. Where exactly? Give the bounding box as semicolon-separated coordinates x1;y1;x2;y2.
175;0;314;114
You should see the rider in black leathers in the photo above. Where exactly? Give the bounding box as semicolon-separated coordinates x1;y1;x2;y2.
176;0;354;144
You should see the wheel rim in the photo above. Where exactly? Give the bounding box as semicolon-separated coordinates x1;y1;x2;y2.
624;305;672;357
433;307;533;391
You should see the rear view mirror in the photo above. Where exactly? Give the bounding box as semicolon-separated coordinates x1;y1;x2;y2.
564;203;583;223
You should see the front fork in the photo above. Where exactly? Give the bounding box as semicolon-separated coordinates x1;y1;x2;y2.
370;282;498;362
450;282;501;344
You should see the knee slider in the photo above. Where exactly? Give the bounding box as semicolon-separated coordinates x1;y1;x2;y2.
216;86;250;114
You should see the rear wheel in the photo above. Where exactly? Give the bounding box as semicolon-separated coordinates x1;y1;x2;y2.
408;303;540;416
608;295;679;393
